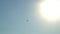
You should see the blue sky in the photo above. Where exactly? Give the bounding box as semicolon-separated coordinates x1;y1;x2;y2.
0;0;42;34
0;0;60;34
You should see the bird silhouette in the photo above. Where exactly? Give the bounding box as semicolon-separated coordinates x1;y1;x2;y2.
26;19;29;22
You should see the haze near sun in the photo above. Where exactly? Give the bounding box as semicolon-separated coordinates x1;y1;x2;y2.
37;0;60;23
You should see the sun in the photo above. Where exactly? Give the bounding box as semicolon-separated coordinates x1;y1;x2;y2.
38;0;60;23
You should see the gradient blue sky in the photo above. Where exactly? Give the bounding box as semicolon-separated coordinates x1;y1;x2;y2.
0;0;60;34
0;0;42;34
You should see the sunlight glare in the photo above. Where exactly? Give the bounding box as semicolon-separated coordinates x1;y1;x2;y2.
38;0;60;23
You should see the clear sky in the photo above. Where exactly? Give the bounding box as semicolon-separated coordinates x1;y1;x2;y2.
0;0;42;34
0;0;60;34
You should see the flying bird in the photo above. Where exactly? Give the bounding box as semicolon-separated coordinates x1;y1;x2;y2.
26;19;29;22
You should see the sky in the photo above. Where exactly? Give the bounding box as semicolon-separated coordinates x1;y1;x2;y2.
0;0;42;34
0;0;60;34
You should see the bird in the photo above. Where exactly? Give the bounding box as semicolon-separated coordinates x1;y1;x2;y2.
26;19;29;22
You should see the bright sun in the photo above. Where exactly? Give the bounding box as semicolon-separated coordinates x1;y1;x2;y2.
38;0;60;22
